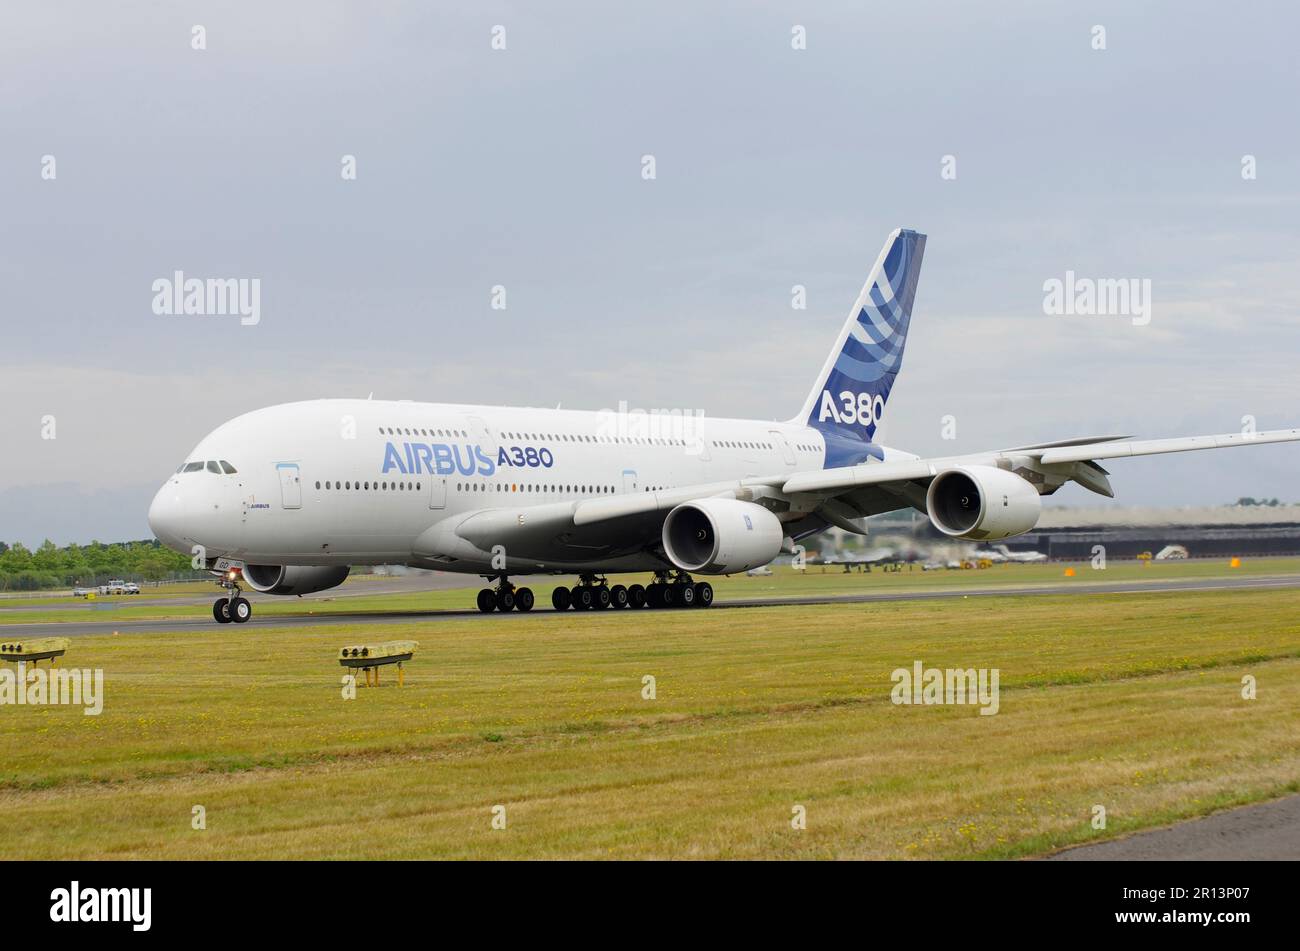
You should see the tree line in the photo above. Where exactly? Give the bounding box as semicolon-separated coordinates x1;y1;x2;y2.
0;539;206;591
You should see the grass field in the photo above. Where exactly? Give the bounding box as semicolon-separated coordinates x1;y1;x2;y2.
2;556;1297;624
1;573;1298;859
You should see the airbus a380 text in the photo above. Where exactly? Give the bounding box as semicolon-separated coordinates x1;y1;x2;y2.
147;229;1300;623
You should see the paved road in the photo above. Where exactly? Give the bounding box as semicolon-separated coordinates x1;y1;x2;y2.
1047;794;1300;860
2;573;1297;637
0;571;479;612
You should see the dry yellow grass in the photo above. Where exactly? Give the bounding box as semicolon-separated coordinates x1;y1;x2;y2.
0;585;1297;858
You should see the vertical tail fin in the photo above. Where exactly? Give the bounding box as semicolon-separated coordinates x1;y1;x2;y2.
795;228;926;463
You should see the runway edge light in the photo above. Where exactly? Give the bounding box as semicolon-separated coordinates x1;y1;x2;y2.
338;640;419;687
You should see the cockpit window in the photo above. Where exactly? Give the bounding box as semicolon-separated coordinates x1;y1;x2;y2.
183;462;204;472
206;461;221;473
219;460;237;474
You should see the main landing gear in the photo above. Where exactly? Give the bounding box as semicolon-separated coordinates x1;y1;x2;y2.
551;571;713;611
476;577;535;613
212;574;252;625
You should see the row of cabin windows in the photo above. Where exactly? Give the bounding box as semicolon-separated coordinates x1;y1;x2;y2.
457;482;619;494
377;424;819;455
380;426;467;438
312;480;673;497
177;460;237;474
454;482;676;494
317;480;422;492
502;430;689;448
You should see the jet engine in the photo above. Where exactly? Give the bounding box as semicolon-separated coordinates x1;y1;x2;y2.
662;499;783;575
242;565;351;596
925;466;1041;540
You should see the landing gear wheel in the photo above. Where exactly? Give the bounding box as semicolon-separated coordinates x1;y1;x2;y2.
515;587;535;612
496;588;516;612
572;586;594;611
628;584;646;608
657;584;676;609
213;599;232;623
693;582;714;607
677;583;696;608
646;583;661;608
551;586;572;611
609;585;628;609
231;597;252;623
477;589;496;613
594;586;611;610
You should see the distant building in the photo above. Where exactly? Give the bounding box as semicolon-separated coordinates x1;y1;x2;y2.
1020;505;1300;559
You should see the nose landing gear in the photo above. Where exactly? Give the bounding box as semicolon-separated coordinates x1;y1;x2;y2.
213;575;252;624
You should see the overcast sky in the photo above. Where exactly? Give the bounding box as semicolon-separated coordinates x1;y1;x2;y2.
2;1;1298;547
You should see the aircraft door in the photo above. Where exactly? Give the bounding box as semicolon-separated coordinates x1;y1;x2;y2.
430;476;447;509
622;469;639;494
277;463;302;509
769;431;797;466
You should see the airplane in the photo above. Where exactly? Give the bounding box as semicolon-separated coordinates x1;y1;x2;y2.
817;546;905;571
972;544;1048;564
147;227;1300;623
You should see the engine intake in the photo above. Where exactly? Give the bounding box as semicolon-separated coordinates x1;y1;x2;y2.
662;499;783;575
926;466;1041;540
243;565;351;596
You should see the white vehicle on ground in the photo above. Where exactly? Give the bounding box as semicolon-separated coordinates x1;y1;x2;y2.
147;228;1300;624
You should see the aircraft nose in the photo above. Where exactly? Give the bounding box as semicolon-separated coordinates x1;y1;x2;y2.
148;481;186;550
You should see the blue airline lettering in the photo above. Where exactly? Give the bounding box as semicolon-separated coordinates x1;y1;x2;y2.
381;441;555;476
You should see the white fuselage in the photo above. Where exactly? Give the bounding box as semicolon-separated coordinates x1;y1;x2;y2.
148;399;914;576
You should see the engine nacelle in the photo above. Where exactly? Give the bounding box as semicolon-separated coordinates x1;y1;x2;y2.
243;565;351;596
662;499;783;575
926;465;1041;540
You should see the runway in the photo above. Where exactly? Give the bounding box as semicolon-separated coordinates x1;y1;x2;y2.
2;572;1297;638
1046;794;1300;860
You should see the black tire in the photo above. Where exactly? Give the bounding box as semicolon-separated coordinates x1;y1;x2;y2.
231;597;252;623
609;584;628;609
551;586;571;611
213;599;232;624
496;589;516;612
677;583;696;608
477;589;496;613
628;584;646;608
594;586;611;610
658;584;676;608
694;581;714;607
572;586;593;610
646;583;660;608
515;587;535;612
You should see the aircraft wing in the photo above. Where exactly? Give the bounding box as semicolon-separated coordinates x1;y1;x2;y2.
443;427;1300;562
782;427;1300;500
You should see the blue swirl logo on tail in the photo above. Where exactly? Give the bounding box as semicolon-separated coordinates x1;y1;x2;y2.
800;228;926;467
